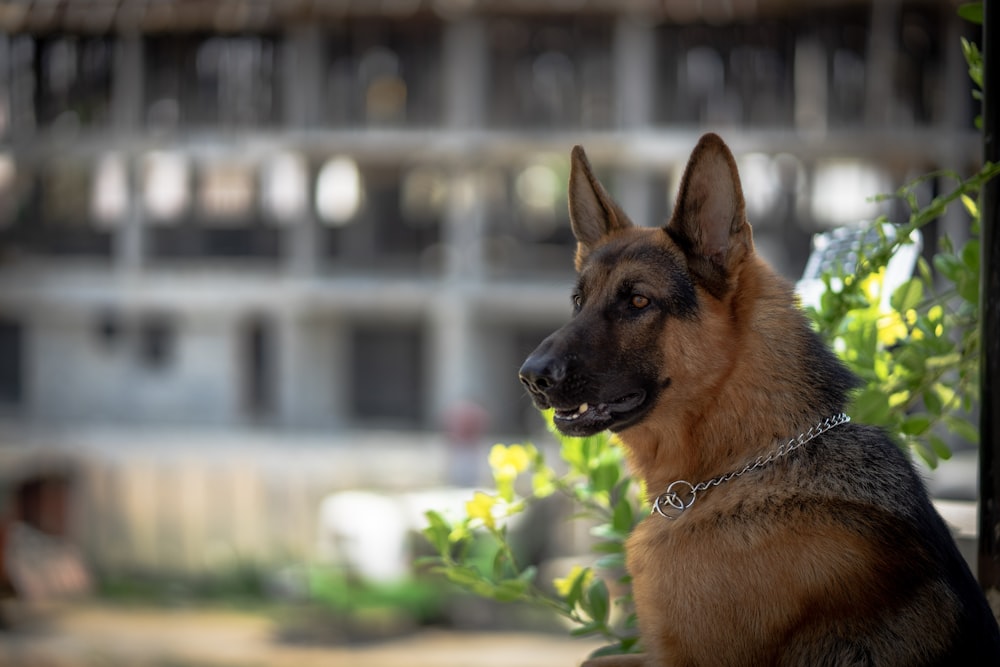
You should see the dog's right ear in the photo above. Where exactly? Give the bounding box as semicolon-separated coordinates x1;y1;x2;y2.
568;145;632;269
665;133;752;300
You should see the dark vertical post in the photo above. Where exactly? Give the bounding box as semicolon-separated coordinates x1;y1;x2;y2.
980;0;1000;615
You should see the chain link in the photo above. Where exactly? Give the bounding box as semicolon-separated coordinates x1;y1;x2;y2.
651;412;851;519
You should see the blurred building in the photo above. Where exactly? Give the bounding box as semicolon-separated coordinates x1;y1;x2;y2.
0;0;981;575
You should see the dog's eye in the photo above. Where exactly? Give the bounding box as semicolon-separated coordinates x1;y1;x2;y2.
630;294;650;310
572;294;583;310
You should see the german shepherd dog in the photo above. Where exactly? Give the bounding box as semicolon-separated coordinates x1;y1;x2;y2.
519;134;1000;666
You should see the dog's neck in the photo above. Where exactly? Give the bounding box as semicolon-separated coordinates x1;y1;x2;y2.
617;259;854;503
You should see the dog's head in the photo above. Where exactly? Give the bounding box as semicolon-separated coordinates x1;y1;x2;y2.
518;133;754;436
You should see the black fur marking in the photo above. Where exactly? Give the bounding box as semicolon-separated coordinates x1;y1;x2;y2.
586;240;699;320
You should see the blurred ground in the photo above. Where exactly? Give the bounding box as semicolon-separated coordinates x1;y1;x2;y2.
0;603;602;667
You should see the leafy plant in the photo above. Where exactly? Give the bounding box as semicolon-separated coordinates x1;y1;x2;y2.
423;414;643;656
307;566;446;624
806;161;999;467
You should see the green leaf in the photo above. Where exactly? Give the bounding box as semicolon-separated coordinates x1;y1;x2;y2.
913;440;938;469
929;435;953;462
596;553;626;571
961;193;979;219
592;460;621;495
961;239;980;273
585;578;610;625
900;415;931;436
518;565;538;583
890;278;923;313
922;387;943;415
944;415;979;445
849;386;892;425
925;352;962;371
423;510;453;554
611;497;635;534
493;578;529;602
588;644;620;658
933;252;963;282
492;547;508;580
591;524;628;541
957;273;980;305
959;3;984;25
442;565;485;588
592;540;624;555
570;622;603;637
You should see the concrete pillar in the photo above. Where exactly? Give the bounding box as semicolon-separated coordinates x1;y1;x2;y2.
279;27;322;276
614;16;654;130
281;25;323;128
443;17;487;130
614;16;654;226
428;18;490;423
111;35;144;276
794;36;828;133
865;0;898;127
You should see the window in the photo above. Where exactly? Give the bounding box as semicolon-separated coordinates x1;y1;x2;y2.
142;150;191;222
1;35;38;137
487;18;613;129
0;153;18;228
323;19;443;127
0;317;24;406
6;159;114;257
38;36;113;128
137;315;175;371
144;154;280;261
320;163;441;273
145;34;275;128
316;156;363;226
240;316;274;418
349;322;425;427
653;21;795;127
91;152;129;227
261;151;309;224
198;160;256;224
482;161;577;279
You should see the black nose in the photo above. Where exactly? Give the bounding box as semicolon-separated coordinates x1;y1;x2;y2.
518;352;566;396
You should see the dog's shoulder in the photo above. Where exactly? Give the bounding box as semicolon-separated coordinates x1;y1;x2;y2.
794;423;925;505
782;423;951;542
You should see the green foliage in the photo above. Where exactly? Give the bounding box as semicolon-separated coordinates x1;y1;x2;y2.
421;412;644;656
961;3;984;126
804;24;997;467
307;566;446;624
959;2;983;26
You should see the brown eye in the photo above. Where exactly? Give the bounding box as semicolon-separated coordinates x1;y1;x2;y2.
630;294;650;309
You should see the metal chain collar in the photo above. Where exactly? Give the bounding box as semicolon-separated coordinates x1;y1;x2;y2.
651;412;851;520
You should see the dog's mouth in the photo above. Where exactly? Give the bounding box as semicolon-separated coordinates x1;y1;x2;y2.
551;391;648;436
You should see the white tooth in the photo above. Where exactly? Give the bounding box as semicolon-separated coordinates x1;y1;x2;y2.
578;403;589;414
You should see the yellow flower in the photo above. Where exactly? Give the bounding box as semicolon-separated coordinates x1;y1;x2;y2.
532;469;556;498
465;491;497;530
553;565;593;599
488;444;532;480
861;269;885;302
877;310;908;346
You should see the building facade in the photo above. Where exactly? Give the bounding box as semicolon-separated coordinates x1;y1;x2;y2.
0;0;981;572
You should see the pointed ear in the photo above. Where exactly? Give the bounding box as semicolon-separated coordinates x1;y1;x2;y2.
568;145;632;268
665;133;753;299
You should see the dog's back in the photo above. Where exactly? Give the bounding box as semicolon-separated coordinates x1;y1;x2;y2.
780;424;1000;665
